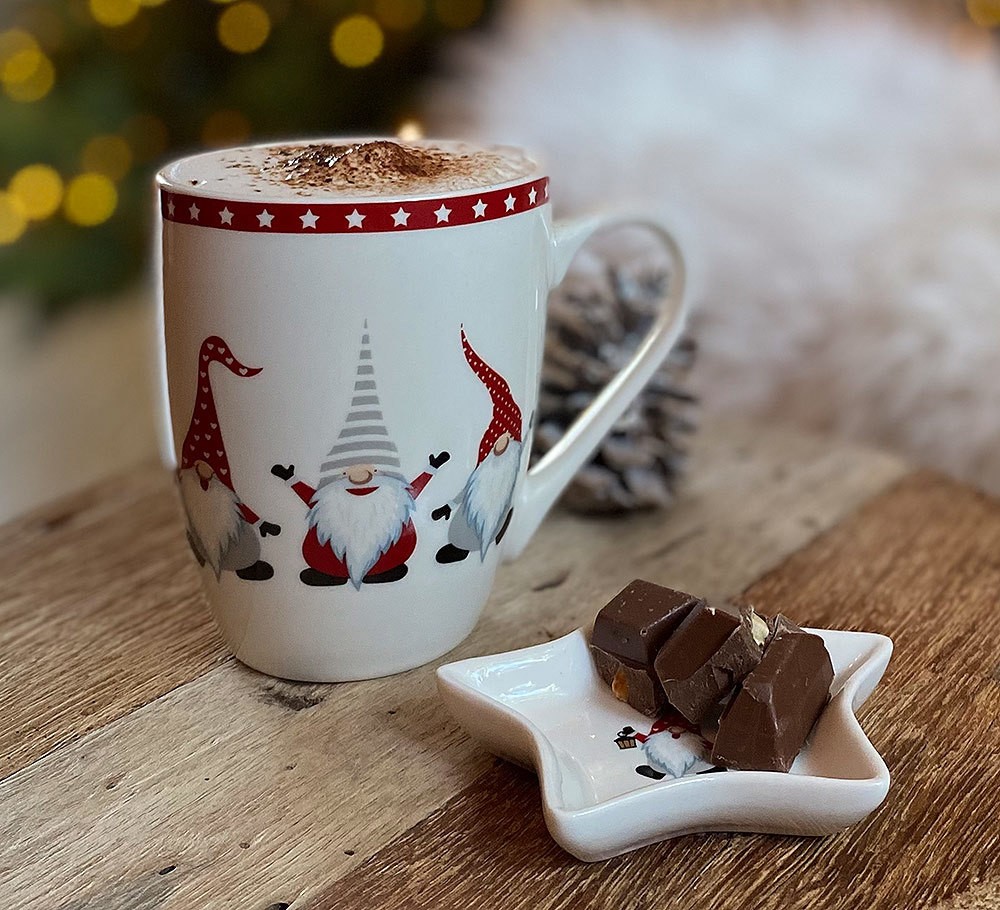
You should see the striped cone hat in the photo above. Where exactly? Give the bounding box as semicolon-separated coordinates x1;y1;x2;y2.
318;322;400;489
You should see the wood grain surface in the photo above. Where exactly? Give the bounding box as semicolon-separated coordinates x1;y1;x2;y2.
0;422;908;909
0;466;221;779
313;472;1000;910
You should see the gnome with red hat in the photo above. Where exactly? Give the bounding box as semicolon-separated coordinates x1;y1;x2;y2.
271;323;450;589
434;328;524;564
617;712;712;780
177;335;279;581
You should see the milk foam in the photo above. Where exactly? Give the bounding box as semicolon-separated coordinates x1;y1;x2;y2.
160;139;537;200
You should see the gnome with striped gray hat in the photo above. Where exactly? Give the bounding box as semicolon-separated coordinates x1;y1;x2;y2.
272;323;449;589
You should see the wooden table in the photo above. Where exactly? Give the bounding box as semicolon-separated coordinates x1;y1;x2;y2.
2;421;998;910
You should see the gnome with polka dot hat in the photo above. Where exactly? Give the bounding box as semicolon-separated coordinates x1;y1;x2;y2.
177;335;280;581
434;327;525;564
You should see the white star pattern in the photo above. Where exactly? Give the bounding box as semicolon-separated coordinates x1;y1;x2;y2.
168;181;544;232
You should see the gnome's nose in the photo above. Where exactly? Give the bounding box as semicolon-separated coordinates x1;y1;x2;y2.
195;460;214;490
347;465;375;485
494;432;511;456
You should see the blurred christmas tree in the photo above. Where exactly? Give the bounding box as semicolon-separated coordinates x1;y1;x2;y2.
0;0;496;317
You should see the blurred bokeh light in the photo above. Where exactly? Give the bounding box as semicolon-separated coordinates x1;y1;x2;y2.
0;0;498;316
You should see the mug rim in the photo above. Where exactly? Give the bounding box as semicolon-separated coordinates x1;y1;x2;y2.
156;136;547;206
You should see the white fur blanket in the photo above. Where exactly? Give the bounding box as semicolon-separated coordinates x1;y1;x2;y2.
429;2;1000;492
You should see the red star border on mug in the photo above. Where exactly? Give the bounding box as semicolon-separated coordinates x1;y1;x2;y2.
160;178;550;234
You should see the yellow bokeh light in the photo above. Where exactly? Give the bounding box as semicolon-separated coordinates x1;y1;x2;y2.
89;0;141;28
64;173;118;226
201;109;252;146
0;29;39;64
0;192;28;244
375;0;425;30
433;0;483;29
3;46;43;83
396;118;423;141
2;50;54;102
331;14;384;68
967;0;1000;26
138;0;170;6
217;2;271;53
81;135;133;180
0;28;39;65
9;165;63;220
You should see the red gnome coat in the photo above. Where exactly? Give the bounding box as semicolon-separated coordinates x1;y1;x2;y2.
288;473;433;579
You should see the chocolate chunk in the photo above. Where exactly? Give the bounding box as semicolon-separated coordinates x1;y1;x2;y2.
590;580;703;667
654;603;770;724
591;644;669;717
711;615;834;772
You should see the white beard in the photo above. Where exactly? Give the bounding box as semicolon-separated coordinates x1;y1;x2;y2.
460;439;521;559
643;731;706;779
179;468;243;578
308;474;415;588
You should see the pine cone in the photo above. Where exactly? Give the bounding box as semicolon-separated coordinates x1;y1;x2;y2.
534;263;697;514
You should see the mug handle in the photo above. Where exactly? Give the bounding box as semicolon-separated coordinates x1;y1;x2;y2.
503;214;689;559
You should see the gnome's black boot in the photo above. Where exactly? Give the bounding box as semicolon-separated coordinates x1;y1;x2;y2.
635;765;666;780
300;568;348;586
237;560;274;581
436;544;469;564
363;564;408;584
495;509;514;544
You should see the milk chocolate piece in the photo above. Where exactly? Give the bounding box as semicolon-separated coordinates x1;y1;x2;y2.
711;615;834;772
590;580;703;666
591;645;669;717
654;603;770;724
590;580;701;717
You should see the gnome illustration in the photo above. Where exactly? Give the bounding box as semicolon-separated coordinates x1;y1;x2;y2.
272;323;449;589
616;713;712;780
433;328;524;563
177;335;280;581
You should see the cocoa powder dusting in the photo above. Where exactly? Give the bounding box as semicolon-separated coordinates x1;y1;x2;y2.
245;140;527;195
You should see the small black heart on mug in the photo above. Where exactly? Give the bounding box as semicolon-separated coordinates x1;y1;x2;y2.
271;464;295;481
429;451;451;469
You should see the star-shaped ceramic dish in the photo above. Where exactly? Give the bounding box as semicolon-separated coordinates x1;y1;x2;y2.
437;626;891;861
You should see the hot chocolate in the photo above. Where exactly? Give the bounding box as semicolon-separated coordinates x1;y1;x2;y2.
160;139;536;200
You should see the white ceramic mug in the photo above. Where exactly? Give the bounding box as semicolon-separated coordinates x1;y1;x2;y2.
158;138;687;681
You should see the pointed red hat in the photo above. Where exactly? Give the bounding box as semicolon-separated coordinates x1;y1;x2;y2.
180;335;261;490
461;327;522;465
